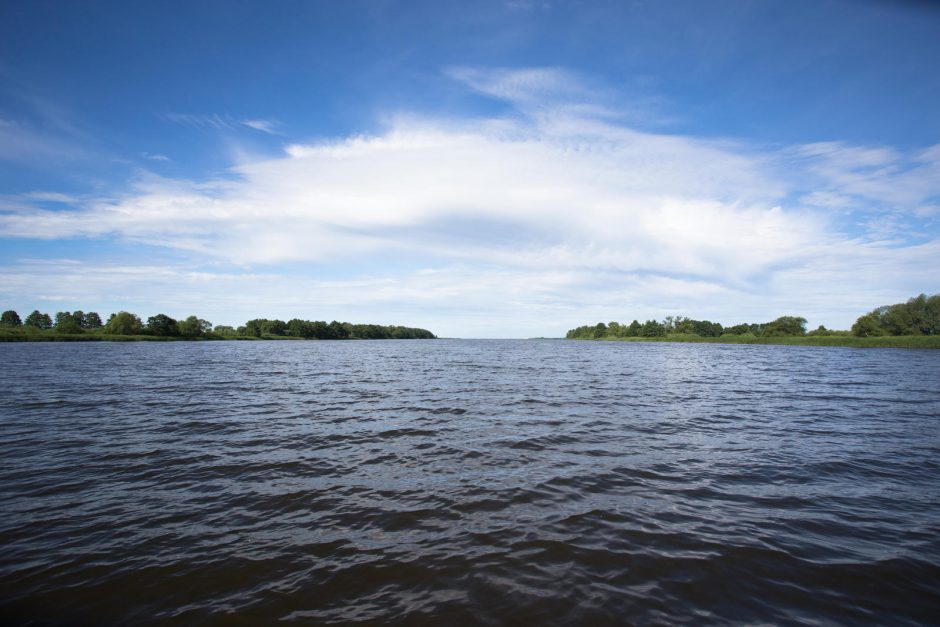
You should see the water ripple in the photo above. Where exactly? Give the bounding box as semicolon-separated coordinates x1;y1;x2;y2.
1;340;939;624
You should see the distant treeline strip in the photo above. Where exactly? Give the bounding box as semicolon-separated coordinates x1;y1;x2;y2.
0;309;435;341
566;293;940;340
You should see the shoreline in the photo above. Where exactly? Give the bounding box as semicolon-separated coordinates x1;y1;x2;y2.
567;335;940;349
0;333;435;343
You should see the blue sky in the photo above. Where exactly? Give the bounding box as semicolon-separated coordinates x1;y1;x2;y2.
1;0;939;337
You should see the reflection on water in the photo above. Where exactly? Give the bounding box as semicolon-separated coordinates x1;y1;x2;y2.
1;340;939;624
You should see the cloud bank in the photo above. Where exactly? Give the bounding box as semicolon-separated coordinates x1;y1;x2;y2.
2;68;938;336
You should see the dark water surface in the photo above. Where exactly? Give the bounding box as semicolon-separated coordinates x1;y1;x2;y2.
2;340;939;625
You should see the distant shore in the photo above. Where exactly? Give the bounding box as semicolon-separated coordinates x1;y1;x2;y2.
568;335;940;349
0;310;436;342
0;331;432;343
565;293;939;349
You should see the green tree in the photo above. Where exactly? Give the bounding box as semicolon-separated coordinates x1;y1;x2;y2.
627;320;642;337
329;320;349;339
673;317;693;334
897;293;939;335
244;319;265;337
178;315;211;337
260;319;287;336
24;310;53;329
724;323;752;336
147;314;180;336
84;312;103;329
850;294;939;337
663;316;677;332
310;320;329;338
1;310;21;326
762;316;807;337
880;304;914;335
640;320;666;337
924;294;940;335
852;313;885;337
105;311;143;335
565;325;592;339
287;318;312;338
55;311;83;334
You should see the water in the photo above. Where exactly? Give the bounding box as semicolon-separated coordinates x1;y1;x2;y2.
1;340;939;625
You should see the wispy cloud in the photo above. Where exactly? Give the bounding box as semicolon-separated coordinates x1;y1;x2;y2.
161;113;240;131
20;191;79;203
788;140;940;209
504;1;554;12
162;113;279;135
242;119;278;134
140;152;171;162
0;118;86;163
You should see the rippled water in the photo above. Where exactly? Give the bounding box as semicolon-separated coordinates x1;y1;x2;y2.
1;340;939;625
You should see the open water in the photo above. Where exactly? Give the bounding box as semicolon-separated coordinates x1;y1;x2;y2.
1;340;939;625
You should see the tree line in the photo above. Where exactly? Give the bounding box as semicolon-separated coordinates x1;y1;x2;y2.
0;309;435;340
850;293;939;337
566;315;812;339
566;293;938;339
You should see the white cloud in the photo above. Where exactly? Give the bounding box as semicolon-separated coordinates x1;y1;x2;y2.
3;68;939;336
914;204;939;218
140;152;171;162
162;113;240;131
2;113;800;274
162;113;279;135
448;66;584;106
21;191;79;203
789;140;940;208
242;119;277;134
0;118;86;163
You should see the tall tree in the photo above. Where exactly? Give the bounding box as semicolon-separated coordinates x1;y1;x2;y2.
84;312;103;329
762;316;807;337
1;310;21;326
640;320;666;337
24;310;53;329
105;311;143;335
178;316;211;337
147;314;180;336
851;293;939;337
54;311;83;334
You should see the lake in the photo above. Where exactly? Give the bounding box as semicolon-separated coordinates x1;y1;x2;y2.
1;340;939;624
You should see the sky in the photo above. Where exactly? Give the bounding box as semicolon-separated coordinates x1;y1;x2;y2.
1;0;939;338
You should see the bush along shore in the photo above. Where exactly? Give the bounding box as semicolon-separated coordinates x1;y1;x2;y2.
565;293;940;349
0;310;435;342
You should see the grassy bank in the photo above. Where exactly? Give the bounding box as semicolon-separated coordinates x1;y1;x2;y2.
0;329;228;342
572;334;940;349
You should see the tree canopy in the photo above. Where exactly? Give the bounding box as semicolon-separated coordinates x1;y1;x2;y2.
147;314;179;337
851;293;939;337
55;311;84;334
1;310;21;326
24;310;53;329
567;314;807;339
568;296;940;340
2;307;435;341
105;311;143;335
